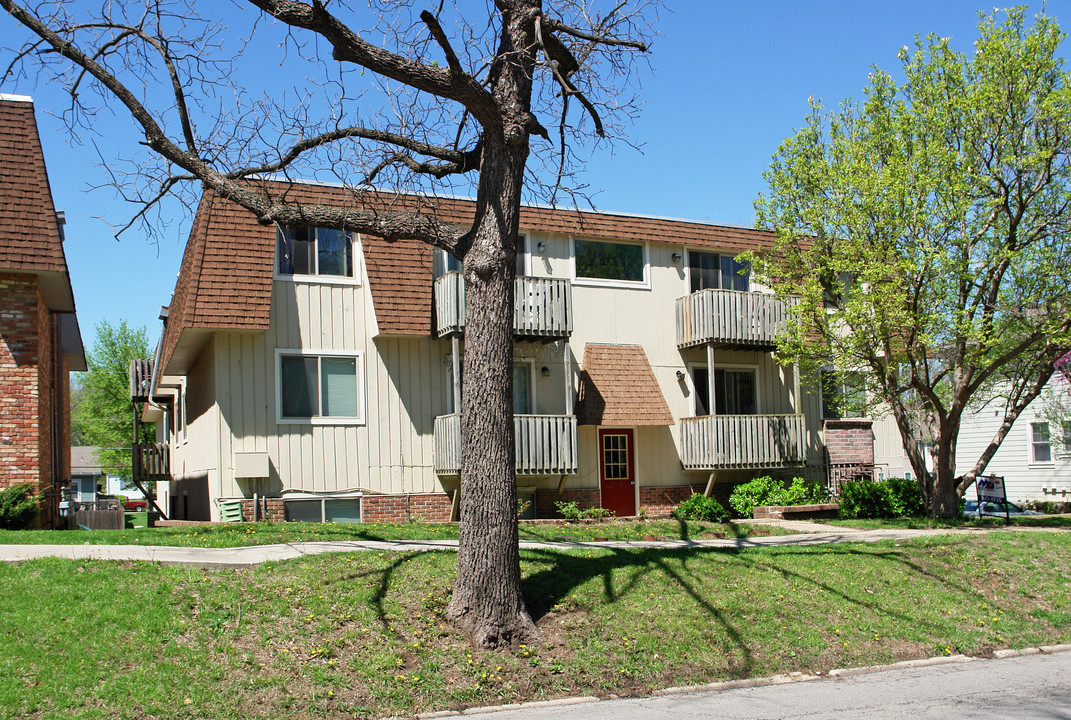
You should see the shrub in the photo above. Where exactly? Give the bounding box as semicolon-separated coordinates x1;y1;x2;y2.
837;479;893;519
837;477;925;519
0;484;39;530
554;501;615;522
728;476;784;518
884;477;924;517
671;493;730;523
728;476;828;518
555;500;583;522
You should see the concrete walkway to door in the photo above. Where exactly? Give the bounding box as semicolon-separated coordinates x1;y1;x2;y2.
1;520;1054;568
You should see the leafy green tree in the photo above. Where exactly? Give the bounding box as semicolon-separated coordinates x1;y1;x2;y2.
73;320;153;480
755;8;1071;517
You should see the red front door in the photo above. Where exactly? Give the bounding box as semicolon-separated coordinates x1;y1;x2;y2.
599;428;636;517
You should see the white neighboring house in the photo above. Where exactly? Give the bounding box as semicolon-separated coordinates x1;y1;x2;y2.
953;380;1071;504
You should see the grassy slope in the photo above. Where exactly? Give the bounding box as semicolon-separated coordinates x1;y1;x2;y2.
0;519;790;547
1;531;1069;719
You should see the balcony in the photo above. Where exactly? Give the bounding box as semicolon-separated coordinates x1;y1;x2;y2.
676;288;793;349
133;443;170;481
434;271;572;339
434;413;578;476
679;414;806;470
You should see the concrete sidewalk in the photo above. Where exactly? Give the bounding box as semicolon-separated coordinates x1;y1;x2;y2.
0;523;983;567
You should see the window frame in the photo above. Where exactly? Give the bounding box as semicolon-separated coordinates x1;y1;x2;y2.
275;227;362;285
275;349;366;426
1029;421;1053;465
513;359;536;415
820;370;868;420
570;237;650;289
177;378;188;446
685;249;751;294
712;364;761;416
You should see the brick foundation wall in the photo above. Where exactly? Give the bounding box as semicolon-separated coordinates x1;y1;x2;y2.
639;485;705;518
239;498;285;522
363;492;453;523
0;274;43;490
535;487;601;518
237;492;455;524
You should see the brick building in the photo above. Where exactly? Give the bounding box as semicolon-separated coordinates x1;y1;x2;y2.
0;94;86;526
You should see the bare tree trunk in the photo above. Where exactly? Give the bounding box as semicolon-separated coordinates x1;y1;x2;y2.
445;13;541;643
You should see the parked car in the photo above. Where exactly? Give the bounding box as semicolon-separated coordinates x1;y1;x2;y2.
123;499;148;512
963;500;1043;518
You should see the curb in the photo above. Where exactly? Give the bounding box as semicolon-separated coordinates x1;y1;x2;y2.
413;645;1071;718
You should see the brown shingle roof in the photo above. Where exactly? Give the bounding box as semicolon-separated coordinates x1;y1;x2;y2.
576;344;673;426
0;96;67;273
160;179;779;370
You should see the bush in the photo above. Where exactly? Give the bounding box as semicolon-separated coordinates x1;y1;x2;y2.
728;476;829;518
671;493;730;523
837;477;923;519
837;479;893;519
0;484;39;530
554;501;615;522
884;477;925;517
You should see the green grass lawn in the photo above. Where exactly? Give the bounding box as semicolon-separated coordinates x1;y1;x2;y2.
1;531;1069;719
0;519;790;548
827;515;1071;530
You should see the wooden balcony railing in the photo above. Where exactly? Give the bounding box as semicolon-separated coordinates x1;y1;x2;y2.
676;288;793;349
129;358;154;401
434;413;578;476
434;272;572;339
679;414;806;470
133;443;170;480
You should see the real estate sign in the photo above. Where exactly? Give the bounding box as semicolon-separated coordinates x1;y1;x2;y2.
975;475;1007;504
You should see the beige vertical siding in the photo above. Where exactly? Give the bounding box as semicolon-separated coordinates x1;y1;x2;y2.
206;274;448;500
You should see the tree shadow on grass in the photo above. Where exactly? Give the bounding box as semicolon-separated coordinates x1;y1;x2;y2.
519;538;998;671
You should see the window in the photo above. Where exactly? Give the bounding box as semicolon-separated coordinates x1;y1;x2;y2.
1064;421;1071;457
513;362;532;414
277;351;364;424
821;371;867;419
602;433;631;479
437;235;527;277
574;239;647;285
1031;422;1052;463
284;496;362;523
688;251;749;293
277;227;355;279
692;366;710;416
714;368;757;415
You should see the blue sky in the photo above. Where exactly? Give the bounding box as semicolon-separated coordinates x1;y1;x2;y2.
2;1;1065;344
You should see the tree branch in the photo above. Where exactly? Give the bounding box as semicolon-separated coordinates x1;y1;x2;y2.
245;0;500;128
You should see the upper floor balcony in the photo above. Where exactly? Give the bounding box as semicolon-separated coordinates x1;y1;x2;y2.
433;413;578;477
434;271;572;340
679;413;806;471
676;288;794;350
133;442;171;482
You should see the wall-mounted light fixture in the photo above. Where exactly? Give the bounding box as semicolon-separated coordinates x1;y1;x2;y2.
671;252;682;264
537;241;547;254
676;370;686;381
541;366;550;378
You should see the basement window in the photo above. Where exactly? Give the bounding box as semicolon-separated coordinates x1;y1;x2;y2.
284;495;362;523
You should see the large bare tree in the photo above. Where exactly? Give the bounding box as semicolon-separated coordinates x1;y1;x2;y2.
1;0;653;647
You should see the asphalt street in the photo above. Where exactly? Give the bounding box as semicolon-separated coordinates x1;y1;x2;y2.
450;650;1071;720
